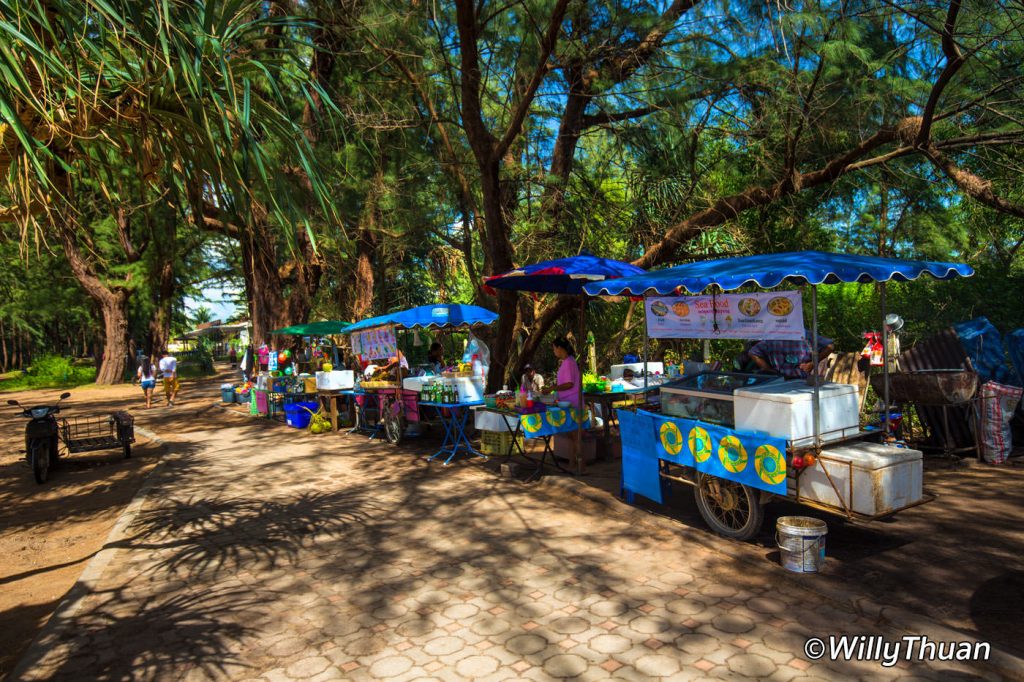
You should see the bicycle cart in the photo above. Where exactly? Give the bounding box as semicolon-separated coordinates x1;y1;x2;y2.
343;304;499;446
61;411;135;459
584;251;974;540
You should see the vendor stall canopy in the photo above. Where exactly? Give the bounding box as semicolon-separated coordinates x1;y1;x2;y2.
582;251;974;297
485;253;645;295
343;304;498;333
270;321;350;336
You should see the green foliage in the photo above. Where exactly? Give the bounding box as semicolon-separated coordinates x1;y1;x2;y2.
0;354;96;392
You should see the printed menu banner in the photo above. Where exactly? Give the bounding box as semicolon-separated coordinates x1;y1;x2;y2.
618;409;789;498
351;325;398;360
645;291;803;340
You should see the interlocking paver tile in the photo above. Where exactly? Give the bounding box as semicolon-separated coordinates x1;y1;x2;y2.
12;417;999;682
542;653;589;678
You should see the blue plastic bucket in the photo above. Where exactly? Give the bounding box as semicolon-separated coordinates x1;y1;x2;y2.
221;387;236;403
284;401;318;429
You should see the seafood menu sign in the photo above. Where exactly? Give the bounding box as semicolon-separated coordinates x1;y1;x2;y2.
645;292;804;340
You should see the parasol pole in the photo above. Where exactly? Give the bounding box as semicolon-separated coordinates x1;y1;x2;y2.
643;299;649;392
881;282;890;437
577;296;586;475
811;285;821;449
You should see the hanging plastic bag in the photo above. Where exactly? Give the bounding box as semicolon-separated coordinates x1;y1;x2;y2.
463;331;491;367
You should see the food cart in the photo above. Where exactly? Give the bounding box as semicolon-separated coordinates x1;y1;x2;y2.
342;304;499;446
583;251;974;540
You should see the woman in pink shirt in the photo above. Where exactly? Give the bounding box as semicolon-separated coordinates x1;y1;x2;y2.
543;337;581;409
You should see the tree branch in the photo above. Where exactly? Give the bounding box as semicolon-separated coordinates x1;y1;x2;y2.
925;145;1024;219
915;0;963;146
494;0;570;159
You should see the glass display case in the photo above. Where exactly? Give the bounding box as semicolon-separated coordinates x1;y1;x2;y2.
659;372;784;427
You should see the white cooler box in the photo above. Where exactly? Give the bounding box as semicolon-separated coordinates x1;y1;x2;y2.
316;370;354;390
610;362;663;379
734;381;859;444
402;376;430;393
789;442;923;516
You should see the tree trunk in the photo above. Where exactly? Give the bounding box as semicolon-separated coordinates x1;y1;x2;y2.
351;225;376;321
95;290;130;384
0;317;7;372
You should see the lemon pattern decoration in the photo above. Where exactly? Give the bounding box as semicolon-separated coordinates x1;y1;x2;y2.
754;444;786;485
546;409;567;429
687;426;712;463
659;421;683;456
718;435;748;473
522;413;543;434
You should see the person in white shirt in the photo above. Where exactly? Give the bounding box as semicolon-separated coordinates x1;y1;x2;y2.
158;349;179;406
520;364;544;395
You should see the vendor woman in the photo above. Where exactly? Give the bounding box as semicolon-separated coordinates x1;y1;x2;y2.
427;342;445;374
542;337;581;408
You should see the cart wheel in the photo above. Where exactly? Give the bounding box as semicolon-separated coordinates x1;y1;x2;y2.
384;409;405;445
30;441;49;485
694;473;763;541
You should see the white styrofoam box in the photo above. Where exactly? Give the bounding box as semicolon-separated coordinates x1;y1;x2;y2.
402;376;430;392
316;370;354;390
474;408;517;432
788;442;923;516
610;362;664;379
734;381;859;443
452;377;485;403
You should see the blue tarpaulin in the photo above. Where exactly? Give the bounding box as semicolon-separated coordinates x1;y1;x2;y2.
617;409;663;504
486;253;645;295
953;317;1011;385
343;304;498;333
1006;329;1024;387
583;251;974;296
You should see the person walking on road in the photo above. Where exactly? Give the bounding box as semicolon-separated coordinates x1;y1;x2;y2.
136;356;157;408
158;349;180;407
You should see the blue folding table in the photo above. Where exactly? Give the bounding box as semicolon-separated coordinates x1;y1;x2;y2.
420;400;486;465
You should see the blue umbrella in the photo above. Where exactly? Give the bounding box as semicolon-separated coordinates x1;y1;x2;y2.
485;253;646;474
582;250;973;296
343;304;498;333
485;253;646;295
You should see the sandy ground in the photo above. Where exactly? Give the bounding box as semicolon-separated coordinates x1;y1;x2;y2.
0;371;229;678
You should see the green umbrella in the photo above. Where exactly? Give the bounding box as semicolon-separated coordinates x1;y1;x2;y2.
269;321;351;336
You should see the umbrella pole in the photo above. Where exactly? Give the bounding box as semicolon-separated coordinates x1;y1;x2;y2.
811;285;821;449
577;296;585;476
643;302;649;392
881;282;890;437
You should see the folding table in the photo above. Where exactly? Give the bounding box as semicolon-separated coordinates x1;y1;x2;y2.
420;400;485;465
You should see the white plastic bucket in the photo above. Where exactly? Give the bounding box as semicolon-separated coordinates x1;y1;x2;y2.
776;516;827;573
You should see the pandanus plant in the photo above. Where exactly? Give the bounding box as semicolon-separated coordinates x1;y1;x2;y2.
0;0;334;232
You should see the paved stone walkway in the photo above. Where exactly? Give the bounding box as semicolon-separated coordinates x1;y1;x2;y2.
13;414;1003;681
